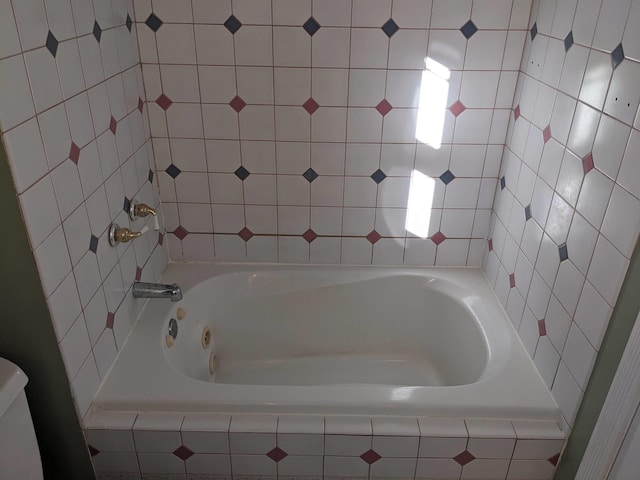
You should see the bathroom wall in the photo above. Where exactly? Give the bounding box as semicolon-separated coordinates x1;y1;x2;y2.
0;0;168;419
484;0;640;429
137;0;532;265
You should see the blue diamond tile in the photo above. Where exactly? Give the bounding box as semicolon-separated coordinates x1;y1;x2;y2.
145;13;163;32
559;243;569;262
303;168;318;183
166;164;181;179
224;15;242;34
93;21;102;42
148;169;154;183
303;17;321;36
439;170;456;185
530;22;538;40
612;43;625;69
234;166;250;181
381;19;399;38
46;31;59;57
500;176;506;190
123;196;131;213
564;31;574;51
89;235;99;254
525;204;532;221
371;169;387;184
460;20;478;39
126;14;133;33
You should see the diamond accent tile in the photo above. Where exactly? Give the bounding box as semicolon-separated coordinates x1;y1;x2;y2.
93;21;102;42
514;104;521;120
234;166;250;180
238;227;253;242
267;446;288;462
106;312;115;329
303;17;321;36
109;116;117;135
439;170;455;185
156;93;173;110
148;169;154;183
460;20;478;39
376;99;393;116
530;22;538;40
303;168;318;182
366;230;382;244
525;204;532;221
509;273;516;288
303;97;320;115
559;243;569;262
123;196;131;214
126;14;133;33
564;31;574;51
488;238;493;252
166;164;181;179
449;100;466;117
371;169;387;184
548;453;560;466
89;234;99;254
454;450;475;466
158;232;164;245
582;152;594;174
229;95;247;113
538;319;547;336
224;15;242;34
145;13;163;32
69;142;80;165
173;445;194;461
303;229;318;243
137;97;144;113
500;176;506;190
360;449;381;465
543;124;552;143
381;19;399;37
46;31;58;57
135;266;142;281
612;43;625;69
173;226;189;240
88;445;100;457
431;231;446;246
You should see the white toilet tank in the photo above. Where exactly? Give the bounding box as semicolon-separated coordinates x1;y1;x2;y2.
0;357;44;480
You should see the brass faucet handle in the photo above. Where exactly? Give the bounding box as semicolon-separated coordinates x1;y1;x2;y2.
109;223;145;246
133;203;157;217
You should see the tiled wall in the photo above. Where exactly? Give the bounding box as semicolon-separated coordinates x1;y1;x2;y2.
0;0;168;418
85;412;565;480
483;0;640;429
137;0;533;265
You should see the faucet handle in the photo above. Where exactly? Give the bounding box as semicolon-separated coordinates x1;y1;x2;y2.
129;200;157;219
109;223;147;246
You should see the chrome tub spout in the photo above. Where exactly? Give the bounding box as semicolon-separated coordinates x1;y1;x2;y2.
132;282;183;302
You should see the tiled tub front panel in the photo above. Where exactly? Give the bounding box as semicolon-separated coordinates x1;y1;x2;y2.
85;413;565;480
133;0;534;265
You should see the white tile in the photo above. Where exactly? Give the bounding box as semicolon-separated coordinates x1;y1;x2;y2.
4;118;49;194
533;336;560;388
156;23;196;64
347;107;383;142
325;435;372;456
592;0;632;51
466;419;515;439
194;25;234;65
566;212;598;276
47;272;82;341
85;428;136;453
312;28;350;68
234;25;273;66
325;416;372;435
587;234;630;306
508;459;556;479
34;225;72;297
71;352;100;418
324;456;368;478
576;169;614;230
0;56;36;131
278;455;323;476
574;280;612;350
593;114;631;181
56;39;86;100
272;0;311;24
185;453;231;475
93;329;118;378
18;175;61;248
231;454;277;476
24;47;62;114
545;294;572;355
348;69;386;107
372;435;419;458
553;260;585;316
370;457;417;479
617;129;640;199
578;50;612;110
461;458;510;479
59;311;92;379
273;26;310;67
567;102;600;159
572;0;601;46
275;106;310;142
418;436;467;458
138;453;185;474
90;451;139;474
562;322;597;390
312;0;352;26
341;237;373;264
468;437;516;459
551;361;583;426
278;433;324;456
388;30;429;70
416;458;462;479
0;0;21;59
230;415;278;433
601;184;640;258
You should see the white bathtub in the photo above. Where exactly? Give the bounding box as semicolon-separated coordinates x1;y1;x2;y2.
92;264;559;421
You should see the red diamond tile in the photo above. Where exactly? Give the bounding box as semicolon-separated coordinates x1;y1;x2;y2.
137;97;144;113
238;227;253;242
431;231;446;246
155;93;173;111
106;312;115;329
488;238;493;252
173;445;194;461
375;99;393;116
360;449;381;464
69;142;80;165
302;229;318;243
548;452;560;466
582;152;594;174
303;97;320;114
88;445;100;457
449;100;466;117
454;450;475;466
173;226;189;240
135;266;142;281
266;446;288;462
514;104;521;120
509;273;516;288
109;116;117;134
543;124;552;143
366;230;382;244
158;232;164;246
229;95;246;113
538;319;547;336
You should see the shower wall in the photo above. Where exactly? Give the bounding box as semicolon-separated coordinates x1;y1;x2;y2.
0;0;167;418
484;0;640;428
137;0;532;265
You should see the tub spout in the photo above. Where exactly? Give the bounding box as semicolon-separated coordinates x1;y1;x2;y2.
132;282;183;302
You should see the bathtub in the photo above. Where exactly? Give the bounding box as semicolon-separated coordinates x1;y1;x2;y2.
91;264;559;421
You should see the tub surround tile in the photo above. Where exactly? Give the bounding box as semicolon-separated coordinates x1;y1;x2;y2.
372;435;420;458
183;414;231;432
229;432;277;455
277;415;325;435
419;436;468;459
324;435;372;457
372;417;420;437
277;433;324;456
465;419;516;439
230;414;278;433
418;417;468;438
135;413;185;431
86;429;136;453
325;416;372;435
